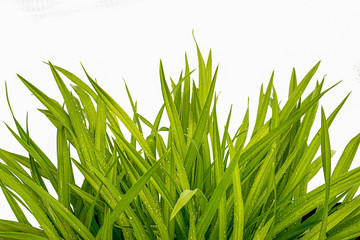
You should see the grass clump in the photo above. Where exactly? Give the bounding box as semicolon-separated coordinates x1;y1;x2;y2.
1;43;360;240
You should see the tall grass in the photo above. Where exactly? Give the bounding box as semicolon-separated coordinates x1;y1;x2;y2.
1;43;360;239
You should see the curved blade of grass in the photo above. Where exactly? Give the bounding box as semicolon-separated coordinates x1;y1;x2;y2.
17;74;72;130
332;133;360;180
49;62;98;169
49;63;98;100
0;180;29;224
170;189;198;220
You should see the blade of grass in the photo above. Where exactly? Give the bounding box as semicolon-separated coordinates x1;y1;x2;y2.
319;107;332;240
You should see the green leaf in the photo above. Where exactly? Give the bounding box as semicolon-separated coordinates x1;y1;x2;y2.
57;126;72;210
170;189;198;220
0;232;49;240
159;60;187;158
319;107;332;240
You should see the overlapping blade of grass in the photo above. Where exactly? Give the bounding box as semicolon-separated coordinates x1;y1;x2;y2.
4;124;58;190
17;74;72;130
184;66;218;175
0;219;46;236
274;166;360;235
278;92;349;203
49;62;99;170
196;79;337;239
0;165;61;239
0;163;95;239
94;153;166;238
280;61;321;121
0;180;29;224
51;63;98;100
83;67;154;160
72;84;97;132
72;158;149;239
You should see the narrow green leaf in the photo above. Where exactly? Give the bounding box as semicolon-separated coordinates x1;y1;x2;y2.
57;126;71;210
160;60;187;158
170;189;197;220
280;61;321;121
319;107;332;240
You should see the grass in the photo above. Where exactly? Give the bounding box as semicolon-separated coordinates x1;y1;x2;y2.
1;42;360;239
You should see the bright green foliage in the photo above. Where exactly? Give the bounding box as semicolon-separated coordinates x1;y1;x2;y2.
0;44;360;240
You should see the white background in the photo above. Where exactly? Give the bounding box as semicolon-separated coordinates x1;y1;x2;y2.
0;0;360;225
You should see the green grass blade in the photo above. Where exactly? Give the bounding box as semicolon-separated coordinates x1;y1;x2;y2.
0;219;46;236
319;107;332;240
184;66;218;175
49;62;98;169
210;99;226;240
252;71;273;136
332;132;360;180
253;216;274;240
17;74;72;130
170;189;198;220
227;136;244;240
89;153;166;225
160;60;187;158
280;61;321;121
0;232;49;240
0;180;29;224
0;165;60;239
4;124;58;190
57;126;71;210
181;53;191;136
72;84;97;132
50;63;98;100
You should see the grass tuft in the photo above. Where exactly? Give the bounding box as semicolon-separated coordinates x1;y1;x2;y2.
1;43;360;239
